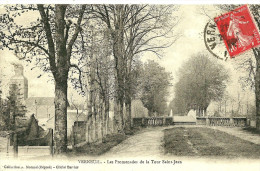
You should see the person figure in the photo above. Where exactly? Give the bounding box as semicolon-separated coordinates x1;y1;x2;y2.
227;13;254;50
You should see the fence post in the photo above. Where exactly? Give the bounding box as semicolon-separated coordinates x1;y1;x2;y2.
247;119;250;127
6;134;10;156
72;125;75;148
230;118;234;126
49;129;54;157
13;133;18;158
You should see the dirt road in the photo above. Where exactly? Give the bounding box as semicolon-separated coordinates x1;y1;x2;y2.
101;127;168;158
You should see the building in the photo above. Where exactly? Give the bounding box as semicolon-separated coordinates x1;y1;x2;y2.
25;97;55;120
9;64;86;134
9;64;28;100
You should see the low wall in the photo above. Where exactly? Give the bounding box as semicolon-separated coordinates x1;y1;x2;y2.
249;120;256;128
196;117;247;127
196;117;206;125
132;117;173;127
133;117;248;127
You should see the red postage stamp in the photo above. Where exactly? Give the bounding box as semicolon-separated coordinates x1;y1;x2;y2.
214;5;260;58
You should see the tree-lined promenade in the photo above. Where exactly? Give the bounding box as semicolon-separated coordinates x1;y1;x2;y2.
0;4;176;154
0;4;260;157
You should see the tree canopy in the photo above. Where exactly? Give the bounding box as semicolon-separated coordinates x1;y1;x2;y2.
216;5;260;130
0;4;179;153
171;53;229;116
140;60;172;116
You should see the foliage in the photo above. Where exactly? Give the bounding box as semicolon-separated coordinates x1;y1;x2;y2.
215;4;260;130
140;60;172;116
90;5;178;131
0;4;179;151
171;53;229;114
7;84;26;129
0;4;88;153
0;83;26;131
0;81;8;130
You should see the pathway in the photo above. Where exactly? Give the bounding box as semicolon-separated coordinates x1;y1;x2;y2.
1;125;259;160
101;127;168;158
101;125;260;158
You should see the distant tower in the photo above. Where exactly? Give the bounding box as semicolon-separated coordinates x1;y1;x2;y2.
10;64;28;100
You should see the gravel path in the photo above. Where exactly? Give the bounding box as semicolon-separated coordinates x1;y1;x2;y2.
1;125;259;160
101;125;260;158
101;127;168;158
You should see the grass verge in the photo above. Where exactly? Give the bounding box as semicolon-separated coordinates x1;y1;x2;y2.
164;127;260;158
67;127;141;156
243;127;260;135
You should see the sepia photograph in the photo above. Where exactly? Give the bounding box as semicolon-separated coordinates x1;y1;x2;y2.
0;1;259;170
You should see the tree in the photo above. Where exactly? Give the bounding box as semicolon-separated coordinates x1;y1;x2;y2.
140;60;171;116
216;5;260;130
0;80;8;130
173;53;229;116
0;4;87;154
168;97;186;115
91;5;178;131
86;26;113;140
7;84;26;131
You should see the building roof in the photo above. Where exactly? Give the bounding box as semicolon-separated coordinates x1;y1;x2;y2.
26;97;54;106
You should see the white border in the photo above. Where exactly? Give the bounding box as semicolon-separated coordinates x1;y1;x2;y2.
0;0;260;4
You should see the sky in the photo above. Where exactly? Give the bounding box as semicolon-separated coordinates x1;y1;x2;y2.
0;4;256;108
142;5;255;104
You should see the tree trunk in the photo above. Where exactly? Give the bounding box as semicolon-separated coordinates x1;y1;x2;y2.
94;98;98;141
53;5;69;154
109;5;125;133
105;95;109;135
37;4;86;154
91;114;95;142
253;48;260;130
113;98;118;133
113;56;124;133
148;110;152;117
114;98;124;133
204;107;208;117
125;97;132;131
54;78;68;154
87;30;96;141
252;8;260;129
100;97;104;142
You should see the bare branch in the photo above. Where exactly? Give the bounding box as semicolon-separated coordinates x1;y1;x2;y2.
70;64;84;92
37;4;56;74
67;5;86;58
11;39;50;56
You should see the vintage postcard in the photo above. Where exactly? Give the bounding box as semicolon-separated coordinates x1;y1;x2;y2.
0;1;259;171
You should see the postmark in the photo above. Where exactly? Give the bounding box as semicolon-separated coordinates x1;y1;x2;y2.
204;20;229;60
214;5;260;58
